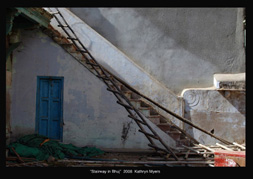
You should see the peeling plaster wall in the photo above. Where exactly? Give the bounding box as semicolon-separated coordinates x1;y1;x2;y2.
69;8;245;95
182;89;245;144
47;8;184;126
10;28;176;149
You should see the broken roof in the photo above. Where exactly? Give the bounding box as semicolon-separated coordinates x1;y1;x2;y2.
14;7;53;28
6;7;53;35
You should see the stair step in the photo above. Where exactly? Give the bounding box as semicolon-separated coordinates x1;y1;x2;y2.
120;84;129;92
150;108;159;115
52;10;191;159
176;138;192;147
180;133;188;140
157;123;177;132
131;93;140;99
147;116;161;125
123;91;132;99
159;116;168;123
130;99;141;108
139;107;150;116
166;131;182;141
140;101;150;107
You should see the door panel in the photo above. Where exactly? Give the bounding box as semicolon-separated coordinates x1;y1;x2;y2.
51;80;61;99
40;100;49;117
40;119;48;136
41;80;50;98
36;77;63;140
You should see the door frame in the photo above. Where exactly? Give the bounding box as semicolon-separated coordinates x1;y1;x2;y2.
35;76;64;141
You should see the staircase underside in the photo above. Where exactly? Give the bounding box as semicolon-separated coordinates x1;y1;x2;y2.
41;8;241;166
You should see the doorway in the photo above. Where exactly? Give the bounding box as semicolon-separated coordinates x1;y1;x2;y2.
36;76;64;141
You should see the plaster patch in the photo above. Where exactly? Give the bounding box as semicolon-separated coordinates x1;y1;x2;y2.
41;39;47;43
50;42;60;48
36;30;48;38
12;57;17;64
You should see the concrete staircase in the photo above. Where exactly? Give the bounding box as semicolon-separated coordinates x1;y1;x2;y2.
44;8;243;149
121;84;196;147
45;8;198;148
94;66;196;147
47;8;184;126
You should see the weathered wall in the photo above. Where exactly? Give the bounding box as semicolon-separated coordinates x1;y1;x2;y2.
47;8;184;125
182;89;245;144
6;39;11;145
69;8;245;95
10;28;176;149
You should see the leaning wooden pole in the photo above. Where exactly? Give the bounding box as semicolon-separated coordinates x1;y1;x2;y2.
105;69;233;145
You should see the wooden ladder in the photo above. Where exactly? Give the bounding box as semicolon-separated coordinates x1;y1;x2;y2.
46;8;234;162
47;7;179;161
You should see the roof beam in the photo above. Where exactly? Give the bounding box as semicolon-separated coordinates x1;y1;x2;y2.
15;8;52;28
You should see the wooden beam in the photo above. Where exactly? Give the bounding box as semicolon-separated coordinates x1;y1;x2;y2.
216;143;234;151
15;8;52;28
198;144;215;152
233;142;246;150
11;147;24;163
182;145;201;154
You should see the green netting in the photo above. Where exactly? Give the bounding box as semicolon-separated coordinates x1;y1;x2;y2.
7;134;104;161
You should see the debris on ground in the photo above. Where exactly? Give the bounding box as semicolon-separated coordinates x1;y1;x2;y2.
6;134;245;167
7;134;104;161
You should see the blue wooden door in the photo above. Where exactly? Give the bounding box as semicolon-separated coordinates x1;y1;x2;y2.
36;77;63;140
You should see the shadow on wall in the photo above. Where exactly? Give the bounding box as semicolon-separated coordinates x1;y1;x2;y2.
182;89;245;144
68;8;245;95
133;8;244;72
69;8;119;47
217;90;245;115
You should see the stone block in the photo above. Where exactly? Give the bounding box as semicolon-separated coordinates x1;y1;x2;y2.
214;73;245;90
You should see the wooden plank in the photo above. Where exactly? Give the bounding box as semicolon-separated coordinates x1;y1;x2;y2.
184;150;190;159
11;147;24;163
138;129;159;139
6;156;36;161
182;145;201;154
147;157;214;161
116;101;133;110
216;143;234;151
100;148;155;153
198;144;215;152
148;144;168;153
128;115;147;125
233;142;246;150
